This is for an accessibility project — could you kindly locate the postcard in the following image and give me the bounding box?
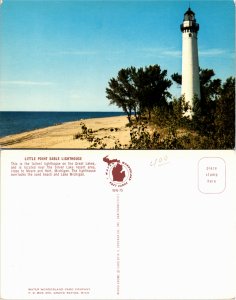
[0,0,235,299]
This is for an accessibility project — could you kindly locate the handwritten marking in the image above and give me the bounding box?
[150,155,169,167]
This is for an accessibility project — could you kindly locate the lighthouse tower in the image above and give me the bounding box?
[181,7,201,117]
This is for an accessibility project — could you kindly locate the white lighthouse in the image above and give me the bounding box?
[181,7,201,117]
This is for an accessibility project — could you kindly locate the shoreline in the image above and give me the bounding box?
[0,115,131,149]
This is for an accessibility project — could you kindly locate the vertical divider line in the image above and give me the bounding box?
[116,193,120,296]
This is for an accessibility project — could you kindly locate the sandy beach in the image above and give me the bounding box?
[0,115,132,149]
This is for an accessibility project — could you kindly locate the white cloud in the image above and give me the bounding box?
[139,47,163,55]
[162,50,181,57]
[140,47,232,59]
[52,50,98,56]
[0,81,53,86]
[139,47,181,58]
[50,49,127,57]
[199,48,228,57]
[70,91,81,100]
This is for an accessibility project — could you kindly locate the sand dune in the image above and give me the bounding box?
[0,115,131,149]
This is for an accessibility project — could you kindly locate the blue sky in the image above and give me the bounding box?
[0,0,234,111]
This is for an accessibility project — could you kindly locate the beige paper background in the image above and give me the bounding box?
[1,149,235,299]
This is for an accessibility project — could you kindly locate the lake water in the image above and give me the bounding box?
[0,111,126,137]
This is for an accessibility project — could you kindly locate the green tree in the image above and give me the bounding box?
[197,69,221,118]
[137,65,172,119]
[171,69,235,148]
[106,65,172,121]
[171,72,182,85]
[214,77,235,148]
[192,70,224,137]
[171,68,222,134]
[153,95,189,128]
[106,68,138,123]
